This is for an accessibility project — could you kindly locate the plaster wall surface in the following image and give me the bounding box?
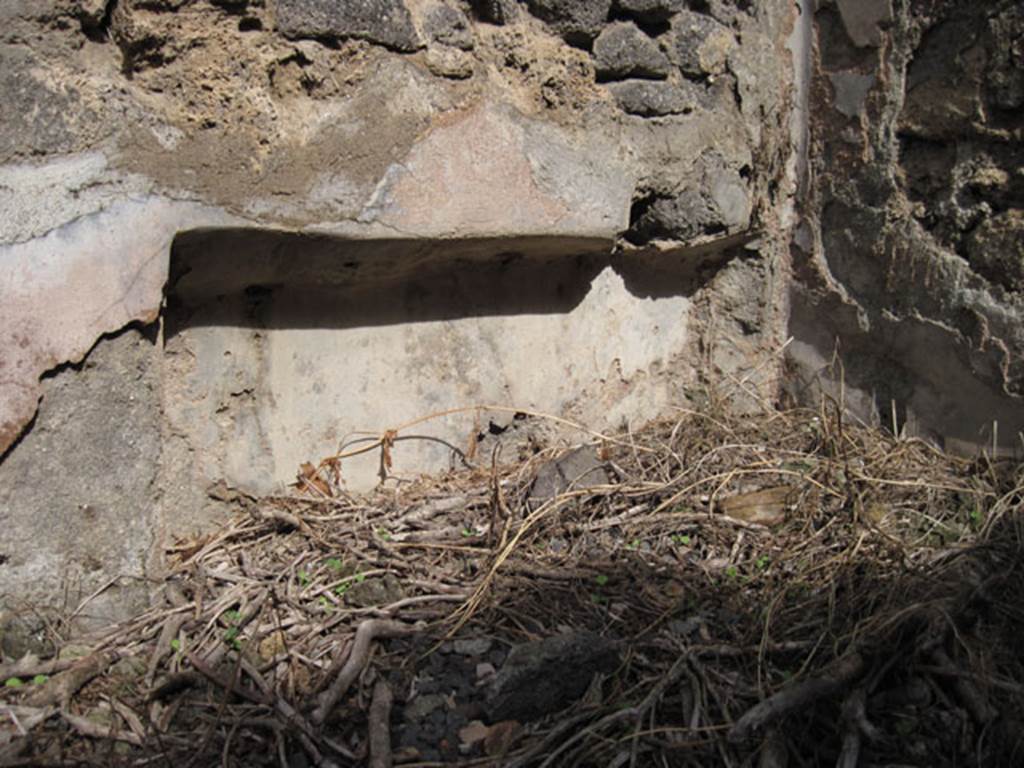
[164,235,699,492]
[1,0,797,640]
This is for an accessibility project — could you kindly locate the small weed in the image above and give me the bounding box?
[298,571,311,587]
[318,596,333,612]
[31,675,48,686]
[894,718,917,736]
[595,574,609,587]
[223,609,242,624]
[725,565,739,579]
[756,555,770,571]
[354,573,366,584]
[169,638,182,651]
[324,557,344,572]
[461,527,476,538]
[672,534,691,546]
[590,593,607,605]
[223,626,242,651]
[378,528,392,541]
[334,583,350,596]
[625,539,640,550]
[4,677,24,688]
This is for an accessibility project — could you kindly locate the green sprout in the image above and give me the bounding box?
[725,565,739,579]
[672,534,691,546]
[756,556,770,571]
[354,573,366,584]
[4,677,24,688]
[223,626,242,650]
[625,539,640,550]
[461,527,476,538]
[318,596,333,612]
[378,528,392,541]
[298,571,311,587]
[324,557,344,571]
[31,675,48,685]
[594,574,609,587]
[334,583,350,597]
[223,609,242,623]
[169,638,182,652]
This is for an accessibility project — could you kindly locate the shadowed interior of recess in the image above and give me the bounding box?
[161,227,747,489]
[164,227,744,335]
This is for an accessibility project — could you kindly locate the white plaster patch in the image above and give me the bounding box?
[360,106,632,239]
[169,264,693,491]
[0,153,150,245]
[0,198,238,453]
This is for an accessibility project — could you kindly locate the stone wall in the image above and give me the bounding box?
[6,0,1020,648]
[787,0,1024,453]
[1,0,797,642]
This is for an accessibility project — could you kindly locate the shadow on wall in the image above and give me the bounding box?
[164,228,744,334]
[160,226,757,493]
[787,285,1024,458]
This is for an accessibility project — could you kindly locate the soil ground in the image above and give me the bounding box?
[1,401,1022,767]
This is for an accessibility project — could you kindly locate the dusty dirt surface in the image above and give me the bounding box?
[1,400,1022,766]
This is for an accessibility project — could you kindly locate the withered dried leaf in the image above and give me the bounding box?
[719,485,794,526]
[295,462,332,497]
[381,429,398,472]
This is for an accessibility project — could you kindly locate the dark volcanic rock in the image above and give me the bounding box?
[423,2,474,50]
[469,0,518,25]
[667,9,734,77]
[275,0,422,51]
[630,188,714,242]
[628,166,749,243]
[525,0,613,47]
[987,5,1024,110]
[606,79,700,116]
[613,0,685,24]
[593,21,670,80]
[966,210,1024,294]
[345,572,405,607]
[486,632,619,722]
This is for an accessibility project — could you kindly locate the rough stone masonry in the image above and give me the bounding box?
[0,0,1020,645]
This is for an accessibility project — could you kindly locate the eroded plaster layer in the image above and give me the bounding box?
[0,0,797,639]
[164,234,700,492]
[787,0,1024,453]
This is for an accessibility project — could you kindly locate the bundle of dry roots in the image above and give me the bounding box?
[1,402,1022,767]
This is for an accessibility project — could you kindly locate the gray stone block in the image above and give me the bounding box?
[525,0,612,47]
[606,78,700,116]
[613,0,685,24]
[423,2,474,50]
[667,9,734,77]
[275,0,422,51]
[593,21,670,80]
[530,445,609,501]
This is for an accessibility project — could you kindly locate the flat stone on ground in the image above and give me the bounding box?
[530,445,609,501]
[486,632,619,722]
